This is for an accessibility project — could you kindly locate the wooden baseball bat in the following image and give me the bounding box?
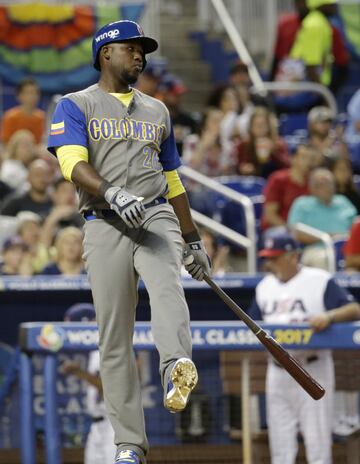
[203,274,325,400]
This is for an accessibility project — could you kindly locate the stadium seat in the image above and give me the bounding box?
[351,143,360,174]
[211,176,265,243]
[213,175,265,197]
[333,236,348,271]
[279,113,308,137]
[353,175,360,192]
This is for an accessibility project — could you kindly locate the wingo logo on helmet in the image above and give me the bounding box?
[95,29,120,43]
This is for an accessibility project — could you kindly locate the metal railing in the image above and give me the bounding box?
[292,223,336,273]
[210,0,266,93]
[258,81,338,115]
[179,165,257,274]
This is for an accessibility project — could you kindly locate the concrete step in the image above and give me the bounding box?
[160,43,201,61]
[158,3,214,114]
[160,0,198,17]
[159,18,202,37]
[167,61,211,79]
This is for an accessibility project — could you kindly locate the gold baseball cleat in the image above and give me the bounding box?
[164,358,198,413]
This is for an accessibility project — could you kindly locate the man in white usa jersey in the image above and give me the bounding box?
[248,232,360,464]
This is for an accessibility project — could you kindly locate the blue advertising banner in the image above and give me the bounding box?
[19,321,360,352]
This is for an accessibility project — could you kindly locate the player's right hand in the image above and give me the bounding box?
[104,186,145,228]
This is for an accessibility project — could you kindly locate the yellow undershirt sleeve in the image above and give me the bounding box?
[164,170,185,200]
[56,145,89,182]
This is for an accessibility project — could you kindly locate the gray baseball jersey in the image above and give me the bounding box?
[47,83,193,460]
[48,84,181,212]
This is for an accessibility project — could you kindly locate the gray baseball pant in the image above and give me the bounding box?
[82,204,192,460]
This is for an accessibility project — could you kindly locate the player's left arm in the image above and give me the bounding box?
[309,278,360,331]
[169,185,212,281]
[165,171,211,269]
[159,119,211,280]
[159,117,199,238]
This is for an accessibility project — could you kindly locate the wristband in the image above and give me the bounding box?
[99,179,114,198]
[183,230,201,243]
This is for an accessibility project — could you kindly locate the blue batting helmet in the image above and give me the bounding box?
[92,20,158,71]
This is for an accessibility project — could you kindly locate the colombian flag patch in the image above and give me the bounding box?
[50,121,65,135]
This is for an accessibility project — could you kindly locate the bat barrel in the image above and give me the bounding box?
[203,274,326,401]
[257,330,325,400]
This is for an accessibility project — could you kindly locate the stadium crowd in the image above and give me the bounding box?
[0,56,360,275]
[0,2,360,463]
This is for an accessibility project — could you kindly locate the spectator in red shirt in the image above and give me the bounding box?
[0,78,46,145]
[343,219,360,272]
[261,143,313,235]
[271,0,309,80]
[271,0,349,94]
[234,107,290,178]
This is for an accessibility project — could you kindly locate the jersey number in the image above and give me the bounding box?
[143,147,162,171]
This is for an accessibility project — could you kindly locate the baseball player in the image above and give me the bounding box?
[47,20,211,464]
[248,232,360,464]
[62,303,115,464]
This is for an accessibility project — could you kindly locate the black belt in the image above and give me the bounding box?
[83,197,167,221]
[273,355,319,369]
[92,416,105,423]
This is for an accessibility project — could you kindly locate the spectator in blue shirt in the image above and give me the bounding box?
[288,167,357,269]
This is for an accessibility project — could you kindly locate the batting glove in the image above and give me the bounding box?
[104,186,145,228]
[183,241,212,281]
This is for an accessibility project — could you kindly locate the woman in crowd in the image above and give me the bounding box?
[17,211,50,274]
[328,156,360,214]
[183,107,230,175]
[0,129,37,190]
[41,226,85,276]
[234,107,290,178]
[207,84,241,168]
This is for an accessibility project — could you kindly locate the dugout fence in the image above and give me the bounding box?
[18,321,360,464]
